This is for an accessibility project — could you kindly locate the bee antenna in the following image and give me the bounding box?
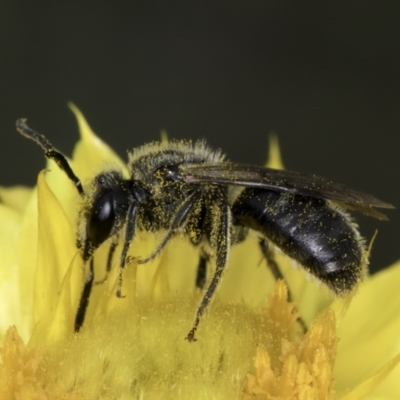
[16,118,85,197]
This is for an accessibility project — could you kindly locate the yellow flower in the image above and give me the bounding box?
[0,106,399,399]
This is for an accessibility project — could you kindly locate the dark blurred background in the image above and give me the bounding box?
[1,2,399,272]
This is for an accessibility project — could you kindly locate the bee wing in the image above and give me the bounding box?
[179,163,394,220]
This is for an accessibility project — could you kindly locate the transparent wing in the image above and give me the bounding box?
[179,163,394,220]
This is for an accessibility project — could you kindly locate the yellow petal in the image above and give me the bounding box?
[160,129,169,144]
[335,261,400,394]
[0,204,22,337]
[336,354,400,400]
[0,186,32,214]
[15,188,39,341]
[265,134,284,170]
[68,102,128,181]
[30,254,82,346]
[33,171,75,329]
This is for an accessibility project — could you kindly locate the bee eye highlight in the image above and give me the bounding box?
[87,191,115,246]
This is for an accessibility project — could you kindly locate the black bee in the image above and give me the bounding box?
[16,119,393,341]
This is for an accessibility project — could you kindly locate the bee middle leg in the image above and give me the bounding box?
[186,197,231,342]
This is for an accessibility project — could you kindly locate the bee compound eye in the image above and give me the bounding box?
[87,191,115,246]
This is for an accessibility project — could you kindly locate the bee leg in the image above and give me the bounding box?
[116,202,138,298]
[259,238,290,283]
[195,253,209,289]
[186,199,231,342]
[95,241,117,285]
[259,239,307,333]
[138,191,203,265]
[75,258,95,332]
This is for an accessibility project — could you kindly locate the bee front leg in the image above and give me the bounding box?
[75,258,95,332]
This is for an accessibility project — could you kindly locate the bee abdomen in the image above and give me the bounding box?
[232,188,366,294]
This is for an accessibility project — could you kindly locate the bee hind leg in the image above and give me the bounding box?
[259,239,307,333]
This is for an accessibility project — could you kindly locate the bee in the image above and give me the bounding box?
[16,119,394,341]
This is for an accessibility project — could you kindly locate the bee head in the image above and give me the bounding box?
[80,171,133,260]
